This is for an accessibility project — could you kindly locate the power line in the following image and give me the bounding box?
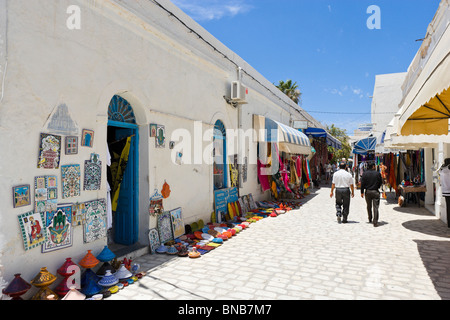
[305,110,397,115]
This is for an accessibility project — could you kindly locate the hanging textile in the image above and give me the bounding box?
[110,136,132,211]
[257,160,271,192]
[274,143,292,192]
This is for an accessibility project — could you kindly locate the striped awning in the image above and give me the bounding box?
[253,115,312,156]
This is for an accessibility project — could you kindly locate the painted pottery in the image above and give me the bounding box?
[201,233,214,241]
[155,245,168,253]
[96,262,116,277]
[130,263,140,275]
[167,245,178,255]
[98,270,119,287]
[79,250,100,269]
[96,246,116,262]
[32,287,59,300]
[80,269,103,296]
[62,286,86,300]
[194,231,203,240]
[177,246,189,257]
[115,265,132,280]
[57,258,78,277]
[188,248,201,259]
[2,274,31,300]
[31,267,57,287]
[108,285,119,294]
[212,238,223,244]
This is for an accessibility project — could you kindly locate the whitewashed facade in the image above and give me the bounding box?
[0,0,323,292]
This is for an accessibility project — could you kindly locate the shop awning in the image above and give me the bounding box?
[352,136,377,155]
[398,26,450,137]
[400,86,450,136]
[253,115,312,156]
[304,127,342,150]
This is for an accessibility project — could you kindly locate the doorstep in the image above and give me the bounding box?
[109,242,149,261]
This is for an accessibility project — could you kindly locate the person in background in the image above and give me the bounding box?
[361,162,383,227]
[330,162,355,224]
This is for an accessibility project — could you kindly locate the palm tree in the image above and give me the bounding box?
[276,79,302,105]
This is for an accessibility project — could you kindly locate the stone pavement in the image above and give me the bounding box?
[109,184,450,300]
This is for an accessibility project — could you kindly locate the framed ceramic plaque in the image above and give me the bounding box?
[169,208,184,239]
[83,199,107,243]
[81,129,94,148]
[37,133,61,169]
[42,204,73,253]
[148,228,160,254]
[65,136,78,155]
[12,185,31,208]
[157,212,173,244]
[18,211,46,251]
[61,164,81,199]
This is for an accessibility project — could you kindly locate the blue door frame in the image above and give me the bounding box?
[108,120,139,245]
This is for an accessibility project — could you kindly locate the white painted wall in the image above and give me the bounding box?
[0,0,319,288]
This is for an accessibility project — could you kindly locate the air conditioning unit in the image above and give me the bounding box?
[231,81,248,104]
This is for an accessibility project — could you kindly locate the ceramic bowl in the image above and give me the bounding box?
[201,233,214,241]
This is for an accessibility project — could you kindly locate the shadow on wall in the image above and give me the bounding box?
[414,240,450,300]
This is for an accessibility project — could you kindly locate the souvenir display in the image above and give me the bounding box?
[148,228,160,254]
[81,129,94,148]
[65,136,79,155]
[84,153,102,191]
[42,204,73,253]
[157,212,173,244]
[170,207,184,239]
[83,199,107,243]
[12,184,31,208]
[18,211,46,251]
[61,164,81,199]
[37,133,62,169]
[2,274,31,300]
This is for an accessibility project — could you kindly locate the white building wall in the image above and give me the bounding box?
[0,0,318,287]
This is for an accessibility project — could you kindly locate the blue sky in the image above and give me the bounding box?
[171,0,440,134]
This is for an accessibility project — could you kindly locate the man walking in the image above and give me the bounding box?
[361,162,383,227]
[330,162,354,223]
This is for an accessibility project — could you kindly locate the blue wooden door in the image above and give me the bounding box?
[109,122,139,245]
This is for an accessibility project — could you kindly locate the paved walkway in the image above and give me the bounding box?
[109,184,450,300]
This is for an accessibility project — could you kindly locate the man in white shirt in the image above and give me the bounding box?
[330,162,355,223]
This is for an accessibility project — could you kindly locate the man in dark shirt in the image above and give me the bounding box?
[361,163,383,227]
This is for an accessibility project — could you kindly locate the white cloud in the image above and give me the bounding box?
[172,0,253,21]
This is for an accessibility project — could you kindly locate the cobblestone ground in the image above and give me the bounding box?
[109,184,450,300]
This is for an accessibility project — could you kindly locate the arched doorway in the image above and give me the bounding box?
[213,120,227,190]
[107,95,139,246]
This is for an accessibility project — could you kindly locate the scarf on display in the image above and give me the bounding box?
[273,143,292,193]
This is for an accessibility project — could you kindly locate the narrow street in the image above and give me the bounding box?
[109,183,450,301]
